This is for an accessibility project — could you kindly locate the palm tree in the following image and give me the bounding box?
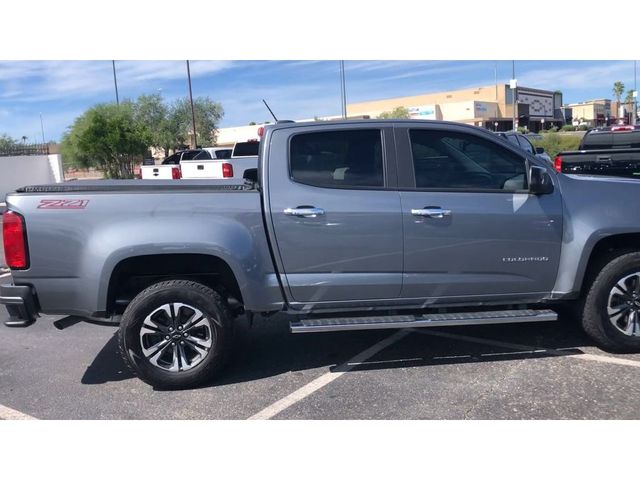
[21,135,27,145]
[613,81,625,120]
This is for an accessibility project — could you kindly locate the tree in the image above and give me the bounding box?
[169,97,224,148]
[377,106,410,119]
[613,81,625,116]
[0,134,17,151]
[61,103,151,179]
[132,93,173,156]
[21,135,27,144]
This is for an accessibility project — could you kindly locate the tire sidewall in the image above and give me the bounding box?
[586,254,640,350]
[120,281,231,389]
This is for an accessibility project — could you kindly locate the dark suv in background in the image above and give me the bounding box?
[496,131,551,163]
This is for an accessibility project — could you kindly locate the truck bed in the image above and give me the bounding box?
[557,148,640,178]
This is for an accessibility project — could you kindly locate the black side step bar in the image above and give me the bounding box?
[290,309,557,333]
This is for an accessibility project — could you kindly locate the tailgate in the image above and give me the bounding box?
[180,160,225,179]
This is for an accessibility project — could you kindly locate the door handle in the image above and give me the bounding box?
[284,207,326,218]
[411,207,451,219]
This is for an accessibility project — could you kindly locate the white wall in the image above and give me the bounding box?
[0,154,64,202]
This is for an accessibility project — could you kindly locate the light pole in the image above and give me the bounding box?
[112,60,119,106]
[339,61,347,119]
[633,60,637,125]
[39,113,45,145]
[186,60,197,148]
[510,60,517,131]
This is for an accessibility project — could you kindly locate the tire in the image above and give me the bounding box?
[118,280,235,389]
[581,252,640,352]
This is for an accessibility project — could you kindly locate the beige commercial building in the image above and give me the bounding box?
[216,84,565,146]
[564,99,611,127]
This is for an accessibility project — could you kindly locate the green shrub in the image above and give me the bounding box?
[561,125,576,131]
[530,132,581,158]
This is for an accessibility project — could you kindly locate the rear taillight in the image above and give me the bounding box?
[222,163,234,178]
[554,155,563,173]
[171,167,182,180]
[3,210,29,270]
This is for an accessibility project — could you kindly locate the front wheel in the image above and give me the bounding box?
[582,252,640,352]
[118,280,234,389]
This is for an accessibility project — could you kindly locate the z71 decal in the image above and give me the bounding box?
[38,199,90,210]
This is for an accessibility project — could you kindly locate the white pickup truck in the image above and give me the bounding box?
[141,144,257,181]
[140,148,232,180]
[181,141,259,181]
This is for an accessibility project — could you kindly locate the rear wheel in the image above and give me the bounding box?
[582,252,640,352]
[118,280,234,389]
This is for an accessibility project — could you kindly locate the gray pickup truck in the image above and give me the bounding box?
[3,119,640,389]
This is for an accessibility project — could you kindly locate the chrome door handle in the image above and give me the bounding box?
[284,207,325,218]
[411,208,451,219]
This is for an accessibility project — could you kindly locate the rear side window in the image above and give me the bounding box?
[233,142,260,157]
[290,129,384,188]
[582,131,640,150]
[181,151,200,160]
[214,149,232,159]
[193,150,212,159]
[409,129,527,191]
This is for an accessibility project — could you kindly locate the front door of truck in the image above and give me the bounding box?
[394,124,563,301]
[266,125,403,305]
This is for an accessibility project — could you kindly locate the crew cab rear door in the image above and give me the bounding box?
[394,123,563,301]
[265,124,403,305]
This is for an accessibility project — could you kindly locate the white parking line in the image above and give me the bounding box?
[248,330,409,420]
[0,273,11,279]
[412,329,640,368]
[0,404,37,420]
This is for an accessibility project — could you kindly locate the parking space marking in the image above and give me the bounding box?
[248,330,409,420]
[0,404,37,420]
[0,273,11,279]
[412,329,640,368]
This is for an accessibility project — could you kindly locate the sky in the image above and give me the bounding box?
[0,60,637,143]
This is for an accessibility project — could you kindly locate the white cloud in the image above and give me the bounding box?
[0,60,237,103]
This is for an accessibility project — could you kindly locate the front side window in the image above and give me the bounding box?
[290,129,384,188]
[409,129,527,191]
[516,135,534,154]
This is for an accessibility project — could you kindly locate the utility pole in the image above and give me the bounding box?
[494,61,498,100]
[186,60,197,148]
[39,113,45,144]
[511,60,517,131]
[634,60,637,126]
[112,60,119,106]
[339,61,347,119]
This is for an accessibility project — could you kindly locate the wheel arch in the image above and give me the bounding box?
[104,253,243,315]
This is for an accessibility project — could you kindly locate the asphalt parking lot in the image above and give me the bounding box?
[2,277,640,420]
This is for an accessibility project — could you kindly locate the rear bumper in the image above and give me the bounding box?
[0,284,39,327]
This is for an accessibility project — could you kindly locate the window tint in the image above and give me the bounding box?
[582,131,640,150]
[290,129,384,188]
[233,142,260,157]
[193,150,212,159]
[181,150,201,160]
[516,135,534,154]
[162,153,181,165]
[505,134,520,147]
[214,149,232,159]
[409,129,527,191]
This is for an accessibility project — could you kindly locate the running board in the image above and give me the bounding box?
[289,309,557,333]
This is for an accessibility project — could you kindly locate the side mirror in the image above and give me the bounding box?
[535,147,545,154]
[529,166,554,195]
